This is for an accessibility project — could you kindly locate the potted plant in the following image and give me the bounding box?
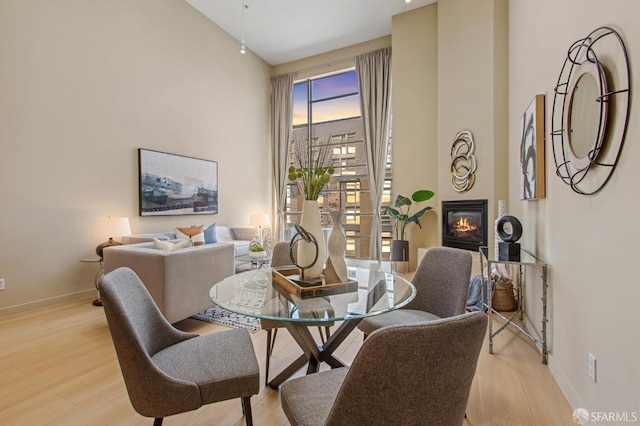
[384,189,435,261]
[249,242,267,259]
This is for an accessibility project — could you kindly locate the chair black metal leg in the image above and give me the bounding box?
[153,418,163,426]
[270,329,278,355]
[317,325,332,343]
[241,396,253,426]
[265,329,272,386]
[265,328,280,386]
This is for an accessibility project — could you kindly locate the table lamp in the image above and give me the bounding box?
[91,217,132,258]
[250,213,270,245]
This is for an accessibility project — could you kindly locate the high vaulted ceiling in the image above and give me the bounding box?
[185,0,437,66]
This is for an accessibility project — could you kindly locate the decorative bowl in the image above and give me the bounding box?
[249,251,267,259]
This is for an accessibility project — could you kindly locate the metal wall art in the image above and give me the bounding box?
[450,130,476,192]
[520,95,546,200]
[551,26,631,195]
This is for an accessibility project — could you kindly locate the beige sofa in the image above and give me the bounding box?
[103,241,235,323]
[122,226,256,257]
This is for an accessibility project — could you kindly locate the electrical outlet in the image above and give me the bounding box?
[0,278,4,291]
[589,353,597,382]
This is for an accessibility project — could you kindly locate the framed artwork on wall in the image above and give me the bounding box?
[138,149,218,216]
[520,94,545,200]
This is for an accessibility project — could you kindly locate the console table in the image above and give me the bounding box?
[479,246,548,364]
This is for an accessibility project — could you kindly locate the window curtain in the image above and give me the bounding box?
[355,47,392,261]
[270,73,295,242]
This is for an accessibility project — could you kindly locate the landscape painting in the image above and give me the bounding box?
[138,149,218,216]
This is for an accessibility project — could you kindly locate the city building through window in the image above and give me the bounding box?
[286,69,393,260]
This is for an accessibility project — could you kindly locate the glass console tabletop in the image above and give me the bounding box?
[210,266,415,388]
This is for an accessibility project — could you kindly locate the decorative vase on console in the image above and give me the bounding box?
[298,200,326,279]
[325,208,348,284]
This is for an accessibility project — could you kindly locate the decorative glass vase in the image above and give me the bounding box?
[297,200,326,279]
[326,208,348,283]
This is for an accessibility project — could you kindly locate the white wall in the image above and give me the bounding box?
[509,0,639,413]
[0,0,271,312]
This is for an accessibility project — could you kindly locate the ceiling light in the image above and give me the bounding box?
[240,0,248,55]
[405,0,412,3]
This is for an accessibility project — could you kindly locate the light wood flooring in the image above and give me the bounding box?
[0,296,573,425]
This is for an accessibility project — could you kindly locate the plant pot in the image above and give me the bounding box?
[249,251,266,259]
[390,240,409,262]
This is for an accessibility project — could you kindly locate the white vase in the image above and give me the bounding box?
[297,200,326,279]
[326,209,348,283]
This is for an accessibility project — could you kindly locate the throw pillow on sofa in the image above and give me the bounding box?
[153,238,192,251]
[176,225,205,245]
[203,223,217,244]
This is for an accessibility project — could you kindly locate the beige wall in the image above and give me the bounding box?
[0,0,271,312]
[437,0,509,274]
[392,6,439,270]
[509,0,639,413]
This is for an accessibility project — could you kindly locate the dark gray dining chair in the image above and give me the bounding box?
[99,267,260,426]
[280,311,488,425]
[262,241,333,385]
[357,246,472,337]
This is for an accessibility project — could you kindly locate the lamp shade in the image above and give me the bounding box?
[250,214,270,227]
[91,217,131,257]
[91,217,132,240]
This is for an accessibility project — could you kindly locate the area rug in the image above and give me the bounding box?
[192,306,261,333]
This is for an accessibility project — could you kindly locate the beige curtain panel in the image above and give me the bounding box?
[355,47,392,261]
[270,73,295,242]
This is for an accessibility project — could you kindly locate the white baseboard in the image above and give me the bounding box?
[0,289,95,317]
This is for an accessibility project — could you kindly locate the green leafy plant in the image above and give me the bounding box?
[250,242,265,252]
[288,140,335,200]
[384,189,435,241]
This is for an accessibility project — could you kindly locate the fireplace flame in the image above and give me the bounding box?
[454,217,478,235]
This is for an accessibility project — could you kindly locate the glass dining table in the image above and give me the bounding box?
[209,265,416,388]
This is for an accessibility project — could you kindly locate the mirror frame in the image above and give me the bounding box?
[550,26,631,195]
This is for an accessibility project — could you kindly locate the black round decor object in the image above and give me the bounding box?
[496,215,522,243]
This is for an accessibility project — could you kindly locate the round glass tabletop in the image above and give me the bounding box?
[209,266,416,323]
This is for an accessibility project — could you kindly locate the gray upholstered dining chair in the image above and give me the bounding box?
[262,241,333,385]
[357,246,472,337]
[99,267,260,426]
[280,311,487,425]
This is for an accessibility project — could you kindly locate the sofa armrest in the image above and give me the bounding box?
[103,242,235,323]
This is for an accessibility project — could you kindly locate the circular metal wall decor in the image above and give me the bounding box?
[551,26,631,195]
[450,130,476,193]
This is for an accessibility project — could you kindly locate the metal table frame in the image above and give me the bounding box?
[479,246,548,364]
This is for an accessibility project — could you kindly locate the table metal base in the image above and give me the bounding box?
[267,318,361,389]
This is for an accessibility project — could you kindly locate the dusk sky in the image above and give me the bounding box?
[292,71,361,126]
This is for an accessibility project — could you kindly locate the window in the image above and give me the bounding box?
[286,70,393,260]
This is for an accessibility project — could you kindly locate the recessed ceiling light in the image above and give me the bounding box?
[405,0,412,3]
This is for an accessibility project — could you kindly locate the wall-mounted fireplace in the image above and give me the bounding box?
[442,199,488,252]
